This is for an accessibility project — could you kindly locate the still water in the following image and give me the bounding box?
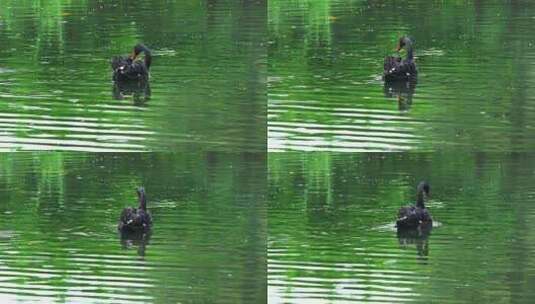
[0,0,265,152]
[0,152,265,303]
[268,0,535,151]
[269,153,535,303]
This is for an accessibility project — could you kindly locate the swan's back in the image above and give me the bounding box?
[111,56,130,71]
[396,205,432,229]
[111,44,152,82]
[112,58,149,82]
[118,187,152,233]
[118,207,152,232]
[384,56,402,74]
[398,204,414,218]
[383,57,417,81]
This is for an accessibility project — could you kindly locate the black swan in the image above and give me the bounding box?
[383,36,417,82]
[396,181,432,230]
[111,44,152,82]
[118,187,152,233]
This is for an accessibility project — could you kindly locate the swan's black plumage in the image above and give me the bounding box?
[111,44,152,82]
[118,187,152,233]
[383,36,417,82]
[396,181,432,230]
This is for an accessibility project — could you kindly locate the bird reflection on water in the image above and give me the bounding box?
[120,230,152,258]
[397,227,430,262]
[112,80,151,106]
[384,79,417,111]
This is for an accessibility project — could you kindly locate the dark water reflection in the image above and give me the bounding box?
[397,228,430,262]
[269,0,535,152]
[0,0,266,152]
[112,80,151,106]
[384,80,417,112]
[269,153,535,303]
[120,230,152,258]
[0,152,266,303]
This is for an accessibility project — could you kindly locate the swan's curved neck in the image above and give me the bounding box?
[406,43,414,61]
[416,190,425,208]
[133,45,152,70]
[143,49,152,70]
[138,193,147,211]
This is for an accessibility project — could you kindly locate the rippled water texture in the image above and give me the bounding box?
[0,0,265,151]
[0,153,266,303]
[268,1,535,151]
[269,153,535,303]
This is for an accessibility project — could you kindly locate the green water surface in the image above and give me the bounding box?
[0,0,266,152]
[0,152,266,303]
[268,0,535,152]
[269,153,535,303]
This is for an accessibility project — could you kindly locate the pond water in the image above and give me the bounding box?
[0,152,266,303]
[0,0,265,152]
[269,153,535,303]
[268,0,535,152]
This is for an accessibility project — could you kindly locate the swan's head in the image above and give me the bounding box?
[130,44,150,60]
[137,186,147,209]
[136,187,146,198]
[396,36,413,52]
[417,181,430,197]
